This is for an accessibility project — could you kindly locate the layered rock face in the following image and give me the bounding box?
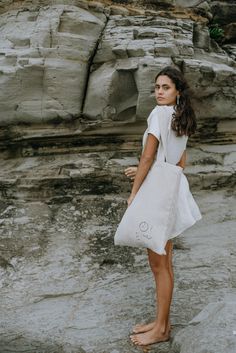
[0,0,235,146]
[0,3,106,125]
[0,1,236,353]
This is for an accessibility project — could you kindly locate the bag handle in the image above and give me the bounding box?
[158,113,169,163]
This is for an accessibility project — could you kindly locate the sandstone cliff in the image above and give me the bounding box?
[0,0,235,149]
[0,1,235,353]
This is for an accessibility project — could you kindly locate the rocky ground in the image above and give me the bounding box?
[0,147,235,353]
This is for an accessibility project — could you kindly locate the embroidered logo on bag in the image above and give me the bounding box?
[135,221,153,240]
[139,221,149,232]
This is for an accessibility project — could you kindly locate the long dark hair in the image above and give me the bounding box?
[155,66,197,137]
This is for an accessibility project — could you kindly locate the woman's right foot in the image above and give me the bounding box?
[133,321,171,334]
[133,321,156,334]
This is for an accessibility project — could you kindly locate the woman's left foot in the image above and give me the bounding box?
[130,327,170,346]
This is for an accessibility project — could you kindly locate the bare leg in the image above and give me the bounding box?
[130,241,173,345]
[133,241,173,334]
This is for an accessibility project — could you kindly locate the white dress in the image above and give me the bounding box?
[142,105,202,239]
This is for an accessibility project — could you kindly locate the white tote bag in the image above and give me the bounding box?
[114,115,183,255]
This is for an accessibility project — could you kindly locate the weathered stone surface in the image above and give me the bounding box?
[223,43,236,61]
[171,301,236,353]
[0,144,235,201]
[181,59,235,119]
[210,1,236,25]
[176,0,206,7]
[223,23,236,44]
[0,4,106,124]
[0,183,235,352]
[84,12,235,130]
[83,61,139,121]
[0,0,235,145]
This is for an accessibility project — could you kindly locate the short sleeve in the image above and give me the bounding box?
[147,107,160,141]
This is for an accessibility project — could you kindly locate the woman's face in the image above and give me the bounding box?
[154,75,179,106]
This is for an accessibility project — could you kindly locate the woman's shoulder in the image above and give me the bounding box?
[149,105,174,116]
[147,105,174,124]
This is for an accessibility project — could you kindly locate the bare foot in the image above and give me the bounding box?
[130,327,170,346]
[133,321,156,333]
[133,321,171,334]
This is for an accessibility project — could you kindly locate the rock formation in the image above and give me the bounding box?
[0,1,235,353]
[0,0,235,147]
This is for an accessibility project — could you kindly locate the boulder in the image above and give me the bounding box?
[223,23,236,44]
[171,301,236,353]
[0,5,106,124]
[210,1,236,26]
[83,62,139,121]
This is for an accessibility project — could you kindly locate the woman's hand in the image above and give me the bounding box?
[177,150,186,169]
[127,193,136,207]
[125,167,137,206]
[124,166,138,181]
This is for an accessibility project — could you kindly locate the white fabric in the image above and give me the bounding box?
[143,105,202,239]
[143,105,188,165]
[114,105,202,255]
[114,160,183,255]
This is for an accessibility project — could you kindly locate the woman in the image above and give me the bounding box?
[123,66,202,346]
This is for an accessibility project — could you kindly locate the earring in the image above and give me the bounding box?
[176,95,180,105]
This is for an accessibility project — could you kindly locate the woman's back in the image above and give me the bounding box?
[142,105,188,165]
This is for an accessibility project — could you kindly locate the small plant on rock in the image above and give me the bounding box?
[208,23,225,43]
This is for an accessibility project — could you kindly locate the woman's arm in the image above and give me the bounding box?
[176,150,186,169]
[127,134,159,206]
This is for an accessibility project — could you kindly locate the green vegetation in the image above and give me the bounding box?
[208,23,225,43]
